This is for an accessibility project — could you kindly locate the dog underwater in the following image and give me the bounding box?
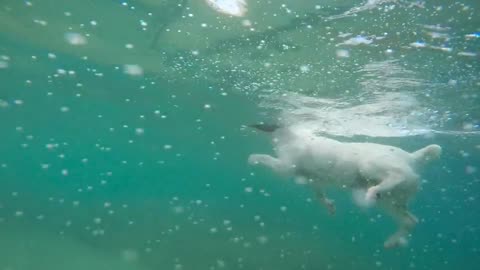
[248,123,442,248]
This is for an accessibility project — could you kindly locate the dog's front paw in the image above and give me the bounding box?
[384,235,408,249]
[324,199,336,216]
[248,154,262,165]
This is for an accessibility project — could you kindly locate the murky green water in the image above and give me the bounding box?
[0,0,479,269]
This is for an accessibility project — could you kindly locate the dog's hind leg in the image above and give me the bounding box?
[383,203,418,248]
[365,172,409,203]
[313,187,336,215]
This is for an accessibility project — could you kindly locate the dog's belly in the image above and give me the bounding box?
[294,156,360,188]
[276,138,363,187]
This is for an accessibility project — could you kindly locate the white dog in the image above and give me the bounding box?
[248,124,441,248]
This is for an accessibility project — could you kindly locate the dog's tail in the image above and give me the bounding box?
[248,123,281,133]
[411,144,442,165]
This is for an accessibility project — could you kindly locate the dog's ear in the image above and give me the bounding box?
[411,144,442,164]
[249,123,281,133]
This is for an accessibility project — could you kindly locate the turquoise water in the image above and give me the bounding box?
[0,0,479,269]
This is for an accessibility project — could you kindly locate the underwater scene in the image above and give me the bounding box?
[0,0,479,269]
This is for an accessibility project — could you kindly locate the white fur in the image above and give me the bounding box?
[205,0,247,17]
[248,126,441,248]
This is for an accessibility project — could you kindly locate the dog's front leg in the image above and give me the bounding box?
[248,154,292,176]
